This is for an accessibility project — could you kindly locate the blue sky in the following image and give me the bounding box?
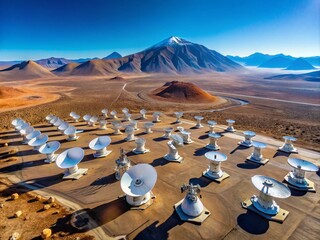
[0,0,319,60]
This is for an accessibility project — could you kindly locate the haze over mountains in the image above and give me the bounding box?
[227,53,319,69]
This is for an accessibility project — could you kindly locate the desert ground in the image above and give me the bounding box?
[0,69,319,239]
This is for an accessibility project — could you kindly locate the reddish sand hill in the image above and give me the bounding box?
[0,60,55,80]
[52,62,80,75]
[152,81,217,103]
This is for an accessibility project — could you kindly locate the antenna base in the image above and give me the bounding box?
[205,144,220,151]
[284,173,316,192]
[93,150,112,158]
[66,136,79,141]
[246,156,269,165]
[203,170,230,183]
[278,145,298,153]
[63,168,88,180]
[238,141,253,148]
[132,148,150,155]
[164,154,183,163]
[174,199,210,224]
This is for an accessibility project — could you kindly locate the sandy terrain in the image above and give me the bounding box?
[0,177,94,239]
[0,113,319,240]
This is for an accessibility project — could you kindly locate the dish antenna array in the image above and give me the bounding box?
[162,127,174,139]
[28,133,48,151]
[56,147,88,180]
[144,122,154,134]
[152,112,161,123]
[101,109,108,118]
[133,138,150,154]
[180,129,193,144]
[120,164,157,206]
[64,125,79,141]
[49,116,59,125]
[20,126,34,144]
[285,158,318,191]
[140,109,147,119]
[112,121,122,135]
[207,120,217,134]
[53,118,64,128]
[39,141,61,163]
[247,141,269,165]
[26,130,41,143]
[278,136,298,153]
[226,119,236,132]
[248,175,291,217]
[115,148,131,180]
[89,136,112,158]
[83,114,92,125]
[122,108,131,121]
[174,112,183,123]
[205,133,221,150]
[164,134,184,162]
[194,116,204,129]
[45,114,54,124]
[203,151,229,182]
[110,110,118,119]
[124,125,136,142]
[239,131,256,147]
[174,183,211,223]
[58,122,70,134]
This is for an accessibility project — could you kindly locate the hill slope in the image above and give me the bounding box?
[0,60,55,79]
[265,70,320,82]
[35,57,73,68]
[151,81,217,103]
[259,55,294,68]
[285,58,315,70]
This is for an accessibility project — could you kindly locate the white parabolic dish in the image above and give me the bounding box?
[39,141,61,154]
[121,164,157,197]
[89,136,111,151]
[171,134,184,145]
[252,175,291,198]
[288,158,318,172]
[26,130,41,140]
[64,125,76,135]
[28,134,48,147]
[56,147,84,169]
[205,151,227,162]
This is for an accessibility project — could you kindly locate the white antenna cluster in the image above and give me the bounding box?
[101,108,108,118]
[98,119,107,130]
[89,116,98,126]
[140,109,147,119]
[39,141,61,163]
[112,121,123,135]
[203,151,229,182]
[122,108,131,121]
[120,164,157,206]
[239,131,256,147]
[162,127,173,139]
[115,148,131,180]
[83,114,92,125]
[194,116,204,128]
[110,110,118,119]
[28,133,49,151]
[70,112,80,122]
[89,136,112,158]
[144,122,154,134]
[164,134,184,162]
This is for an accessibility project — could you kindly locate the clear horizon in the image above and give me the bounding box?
[0,0,319,61]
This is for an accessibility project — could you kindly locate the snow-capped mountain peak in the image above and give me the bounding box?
[148,36,191,49]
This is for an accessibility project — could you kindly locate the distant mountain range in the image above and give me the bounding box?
[227,53,319,69]
[265,70,320,82]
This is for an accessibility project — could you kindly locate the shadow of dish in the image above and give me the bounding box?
[237,162,261,169]
[273,150,291,158]
[151,157,170,167]
[230,145,249,154]
[193,147,211,156]
[237,212,269,235]
[189,175,212,188]
[134,211,183,240]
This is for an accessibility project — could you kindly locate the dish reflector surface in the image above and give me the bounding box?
[252,175,291,198]
[39,141,61,154]
[56,147,84,169]
[205,151,227,162]
[89,136,111,150]
[288,158,318,172]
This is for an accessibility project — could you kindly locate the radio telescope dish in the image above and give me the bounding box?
[49,116,59,125]
[112,121,122,134]
[124,125,136,142]
[99,119,107,129]
[226,119,236,132]
[129,120,139,130]
[180,129,193,144]
[133,138,150,154]
[101,108,108,117]
[56,147,88,180]
[64,125,79,141]
[171,134,184,146]
[12,118,23,128]
[203,151,229,181]
[89,116,98,126]
[53,118,64,127]
[278,136,298,153]
[83,114,91,124]
[122,108,129,114]
[115,148,131,180]
[162,127,174,139]
[26,130,41,142]
[152,112,161,123]
[16,122,30,131]
[58,122,70,133]
[164,134,184,162]
[39,141,61,163]
[21,126,35,144]
[140,109,147,119]
[120,163,157,206]
[285,158,319,191]
[207,120,217,126]
[45,114,54,122]
[71,113,80,122]
[239,130,256,147]
[110,110,118,119]
[251,175,291,216]
[205,133,221,150]
[70,112,76,117]
[89,136,112,158]
[194,116,204,128]
[174,112,183,123]
[28,134,48,150]
[175,183,211,223]
[246,141,269,165]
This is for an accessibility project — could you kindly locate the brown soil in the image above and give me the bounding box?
[0,86,26,98]
[151,81,217,103]
[0,177,94,240]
